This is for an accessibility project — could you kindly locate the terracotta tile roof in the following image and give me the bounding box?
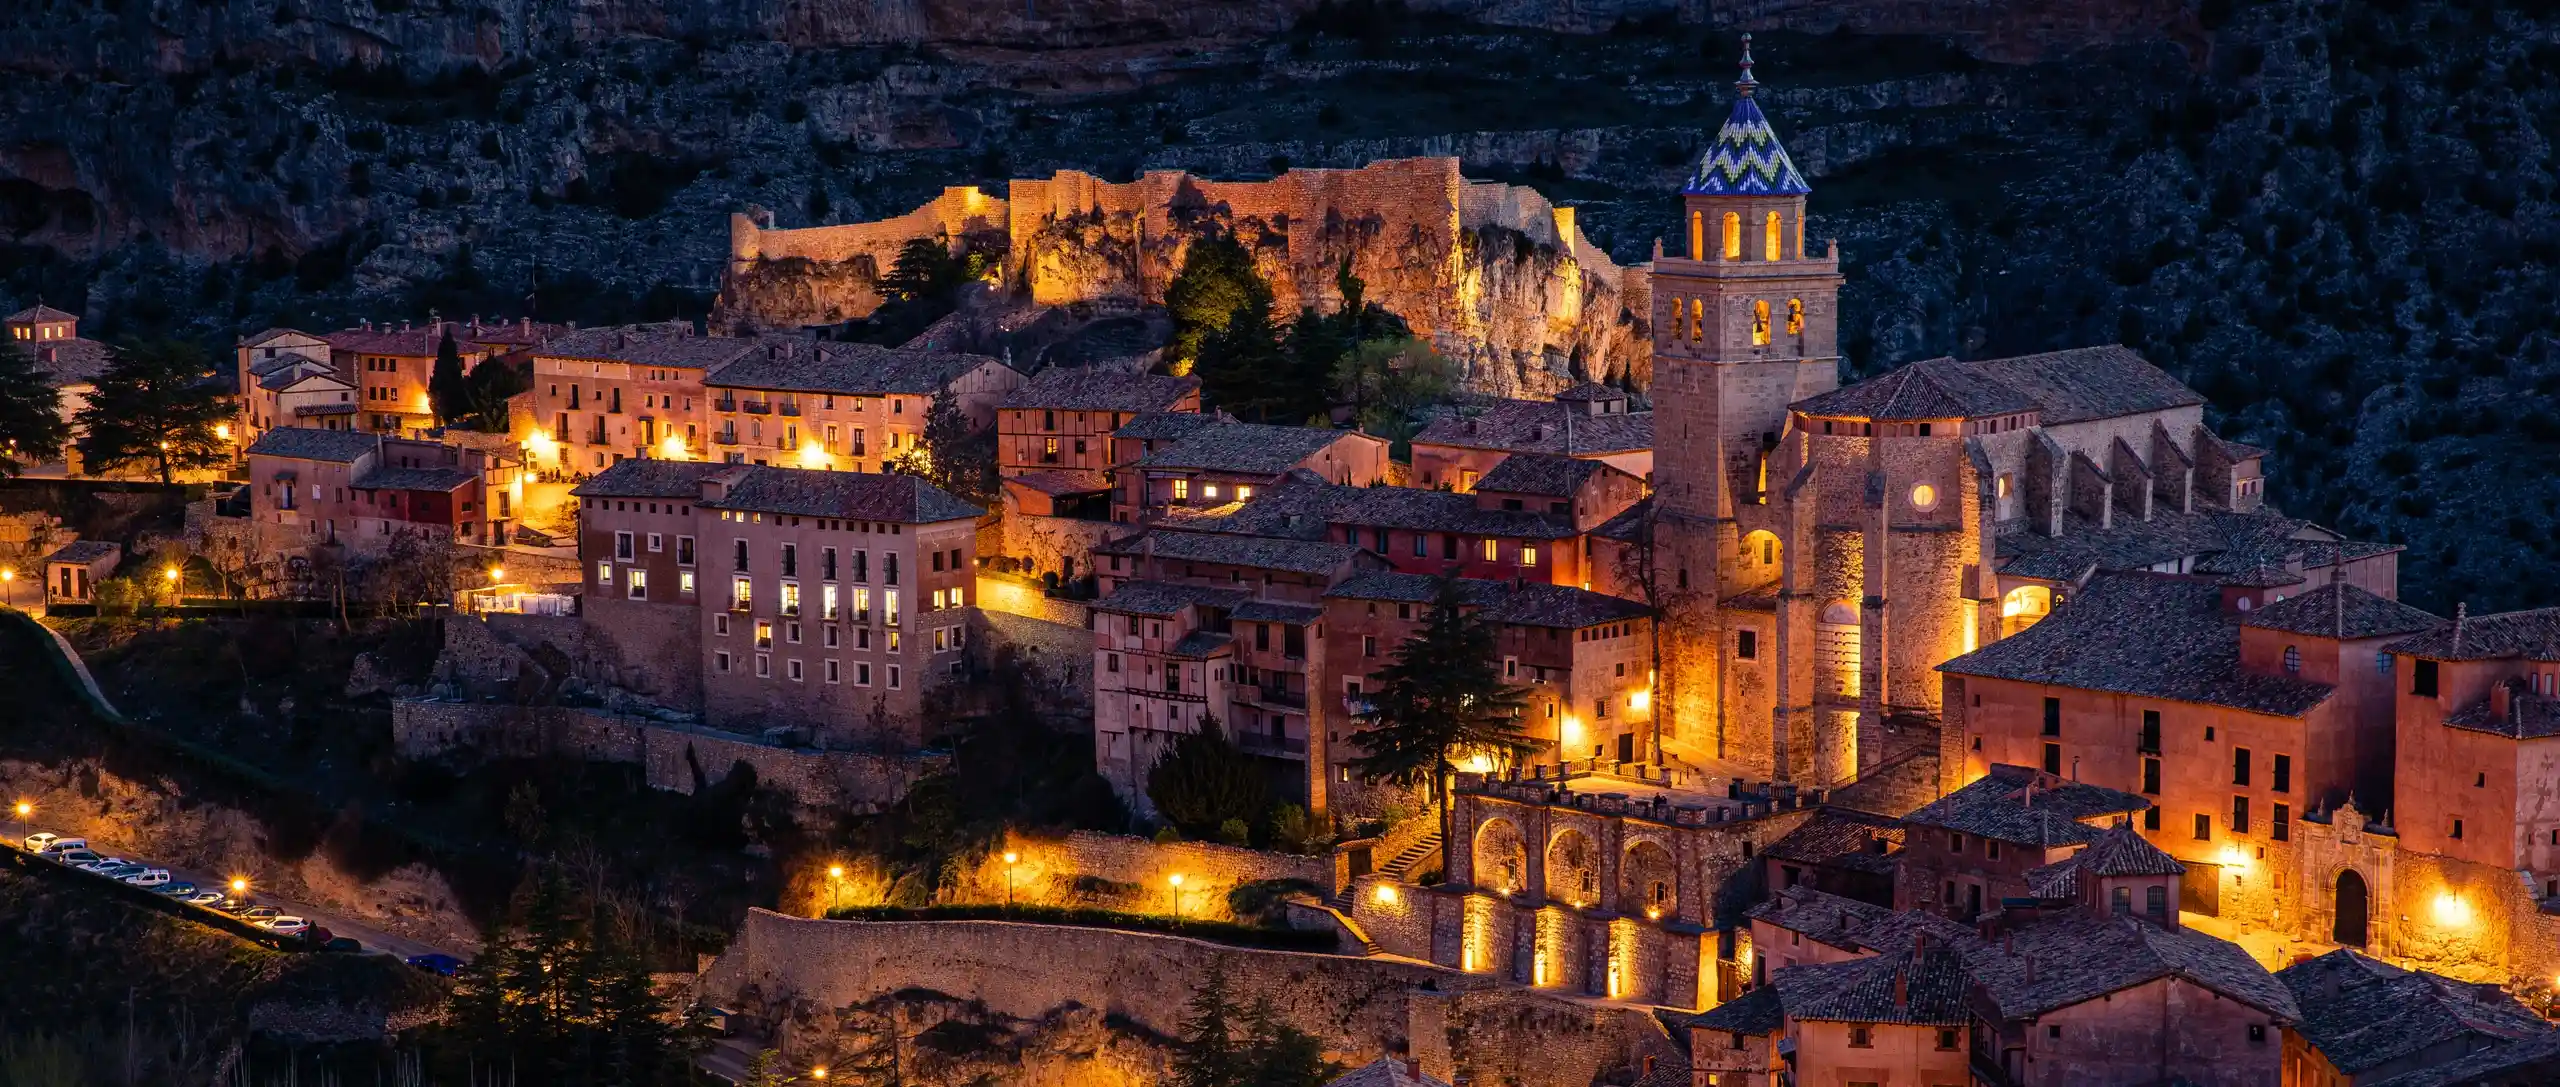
[292,404,358,416]
[1938,573,2336,717]
[5,303,78,324]
[2023,823,2183,897]
[570,460,731,499]
[1134,422,1368,475]
[239,327,322,348]
[1116,411,1230,442]
[1474,452,1609,497]
[1958,911,2300,1022]
[1475,583,1651,629]
[1900,765,2148,847]
[2279,950,2554,1077]
[1096,528,1364,577]
[1592,496,1652,543]
[1688,985,1787,1035]
[539,326,763,370]
[1232,599,1324,624]
[702,466,982,524]
[1324,1057,1451,1087]
[2388,607,2560,662]
[1791,357,2038,420]
[1747,886,1972,954]
[707,341,1008,395]
[245,427,381,463]
[1323,571,1509,606]
[1328,485,1579,540]
[1761,808,1903,874]
[354,465,476,492]
[1006,468,1113,497]
[1002,368,1198,412]
[1412,398,1652,456]
[25,338,112,385]
[326,321,560,357]
[1993,507,2382,586]
[1552,381,1628,403]
[1775,945,1974,1026]
[43,540,119,565]
[1092,580,1252,617]
[257,366,349,392]
[2242,583,2443,640]
[1169,629,1234,658]
[2441,681,2560,739]
[2364,1028,2560,1087]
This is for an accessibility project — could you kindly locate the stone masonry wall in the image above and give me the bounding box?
[698,909,1676,1087]
[943,828,1331,922]
[390,700,938,814]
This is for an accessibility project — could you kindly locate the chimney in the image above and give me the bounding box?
[2494,682,2513,721]
[1894,967,1908,1007]
[2455,602,2468,655]
[1914,931,1928,956]
[1403,1058,1421,1082]
[521,316,532,335]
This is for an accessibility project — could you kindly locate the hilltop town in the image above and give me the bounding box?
[9,34,2560,1087]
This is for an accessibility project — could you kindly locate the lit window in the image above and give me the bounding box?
[1482,538,1498,562]
[1172,479,1189,500]
[1204,484,1220,500]
[595,561,612,585]
[627,569,648,600]
[679,570,696,595]
[1910,483,1938,510]
[1520,544,1538,567]
[1237,485,1254,500]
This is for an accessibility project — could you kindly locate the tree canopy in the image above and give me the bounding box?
[1146,714,1269,841]
[1172,961,1337,1087]
[0,338,67,476]
[428,325,472,426]
[884,386,996,508]
[1165,234,1272,375]
[440,868,695,1086]
[72,339,230,484]
[1346,576,1533,811]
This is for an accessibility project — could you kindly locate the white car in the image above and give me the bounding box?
[38,837,87,855]
[22,832,57,853]
[262,917,311,936]
[76,857,130,872]
[48,849,98,867]
[122,869,171,889]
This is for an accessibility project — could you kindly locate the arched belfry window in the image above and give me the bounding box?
[1786,299,1805,336]
[1764,212,1782,261]
[1721,213,1741,260]
[1688,211,1704,262]
[1751,300,1771,346]
[1690,298,1705,343]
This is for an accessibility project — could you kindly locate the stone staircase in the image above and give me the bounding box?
[1378,828,1443,882]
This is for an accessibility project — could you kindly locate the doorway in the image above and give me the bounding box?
[2334,870,2370,946]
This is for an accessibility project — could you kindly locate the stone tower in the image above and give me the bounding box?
[1649,36,1845,781]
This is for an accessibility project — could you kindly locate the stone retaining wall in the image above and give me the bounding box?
[391,700,938,813]
[949,829,1330,921]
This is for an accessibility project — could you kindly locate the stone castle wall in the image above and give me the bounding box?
[720,159,1651,397]
[390,699,938,813]
[698,909,1678,1087]
[942,828,1332,922]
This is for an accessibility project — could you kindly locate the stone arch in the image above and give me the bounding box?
[1786,298,1804,336]
[1721,213,1741,260]
[1763,211,1782,261]
[2000,585,2052,637]
[1474,817,1528,896]
[1545,827,1600,909]
[1751,299,1771,346]
[1688,211,1704,262]
[2333,868,2370,947]
[1619,837,1678,917]
[1741,530,1782,583]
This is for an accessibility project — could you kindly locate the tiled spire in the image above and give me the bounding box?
[1684,33,1812,197]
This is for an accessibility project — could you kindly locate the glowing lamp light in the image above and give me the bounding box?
[525,430,558,460]
[12,801,29,818]
[229,877,249,895]
[2,569,13,582]
[1463,753,1494,774]
[163,566,179,583]
[1003,852,1019,865]
[796,440,832,469]
[2217,845,2251,870]
[1167,873,1185,888]
[1644,907,1662,921]
[660,432,689,460]
[1374,884,1399,905]
[810,1067,828,1080]
[828,864,846,880]
[1628,689,1651,712]
[215,423,232,440]
[488,566,505,583]
[2434,892,2472,928]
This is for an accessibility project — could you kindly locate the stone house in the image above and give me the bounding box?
[41,539,121,604]
[525,323,759,474]
[245,426,523,556]
[1410,382,1654,491]
[700,340,1021,472]
[233,327,335,448]
[1115,420,1389,523]
[574,462,982,749]
[1890,764,2148,922]
[2275,949,2553,1086]
[1690,939,1974,1087]
[6,304,114,473]
[326,318,556,436]
[996,367,1199,482]
[1755,807,1902,908]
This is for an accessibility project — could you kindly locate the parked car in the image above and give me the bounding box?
[74,857,128,872]
[213,898,250,914]
[323,936,360,953]
[404,954,464,977]
[304,926,335,946]
[122,869,171,889]
[159,881,197,897]
[49,849,98,866]
[184,890,225,906]
[37,837,86,855]
[88,863,144,880]
[22,832,58,853]
[262,917,310,936]
[241,906,281,924]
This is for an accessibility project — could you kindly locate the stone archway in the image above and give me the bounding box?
[1619,838,1678,919]
[1817,601,1861,699]
[2334,869,2370,947]
[1473,817,1527,896]
[1545,828,1599,909]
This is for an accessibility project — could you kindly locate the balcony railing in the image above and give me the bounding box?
[714,432,741,446]
[742,401,773,415]
[778,403,802,417]
[1238,732,1308,755]
[714,398,738,412]
[1249,685,1307,709]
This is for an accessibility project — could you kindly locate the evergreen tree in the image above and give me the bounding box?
[876,237,963,303]
[1346,577,1532,837]
[429,325,472,425]
[1164,235,1270,375]
[1195,296,1291,422]
[0,338,67,476]
[464,354,529,432]
[1239,996,1335,1087]
[1146,715,1269,841]
[884,387,996,508]
[1172,961,1245,1087]
[738,1049,798,1087]
[72,338,229,484]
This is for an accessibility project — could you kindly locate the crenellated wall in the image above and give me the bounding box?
[718,159,1651,397]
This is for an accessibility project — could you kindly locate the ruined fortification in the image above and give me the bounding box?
[718,159,1651,398]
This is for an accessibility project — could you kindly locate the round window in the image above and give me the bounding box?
[1910,483,1938,510]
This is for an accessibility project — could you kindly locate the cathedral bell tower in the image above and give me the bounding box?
[1649,36,1844,780]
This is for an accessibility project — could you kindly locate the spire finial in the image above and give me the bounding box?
[1737,32,1758,97]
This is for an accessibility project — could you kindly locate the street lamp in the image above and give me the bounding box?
[1168,873,1186,921]
[1002,851,1019,908]
[809,1068,828,1081]
[1,568,14,610]
[827,864,845,913]
[163,564,181,604]
[229,876,249,902]
[488,565,504,583]
[10,800,27,846]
